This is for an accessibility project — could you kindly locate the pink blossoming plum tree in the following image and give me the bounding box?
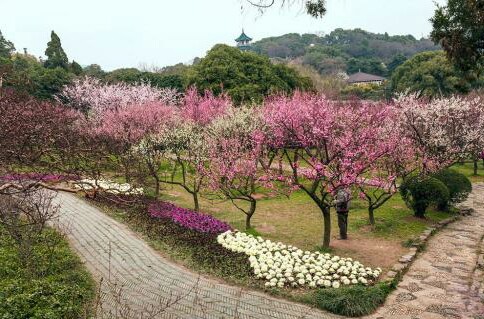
[262,93,400,248]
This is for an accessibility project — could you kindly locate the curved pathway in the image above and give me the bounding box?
[54,192,340,319]
[53,185,484,319]
[370,183,484,319]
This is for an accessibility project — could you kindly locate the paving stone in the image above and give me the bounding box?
[393,263,407,272]
[369,184,484,319]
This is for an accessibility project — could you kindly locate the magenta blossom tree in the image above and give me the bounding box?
[262,92,400,248]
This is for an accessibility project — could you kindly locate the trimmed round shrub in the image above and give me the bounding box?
[400,175,450,218]
[432,169,472,210]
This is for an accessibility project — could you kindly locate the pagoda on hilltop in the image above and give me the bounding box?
[235,29,252,51]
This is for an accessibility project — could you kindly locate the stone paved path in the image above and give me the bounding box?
[369,183,484,319]
[54,192,340,319]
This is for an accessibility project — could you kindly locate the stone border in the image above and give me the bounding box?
[384,207,474,281]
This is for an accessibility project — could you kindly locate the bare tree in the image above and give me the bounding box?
[0,189,59,274]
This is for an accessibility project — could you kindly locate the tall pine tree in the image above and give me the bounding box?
[0,30,15,58]
[44,31,68,69]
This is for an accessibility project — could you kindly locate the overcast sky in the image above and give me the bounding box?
[1,0,445,71]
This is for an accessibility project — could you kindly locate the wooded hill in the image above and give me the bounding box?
[251,28,440,77]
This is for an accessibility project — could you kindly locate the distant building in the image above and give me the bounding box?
[235,30,252,51]
[347,71,386,86]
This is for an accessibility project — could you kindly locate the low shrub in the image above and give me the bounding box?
[313,282,394,317]
[400,175,449,218]
[432,169,472,210]
[0,227,95,319]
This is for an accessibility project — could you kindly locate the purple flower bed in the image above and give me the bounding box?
[148,201,232,234]
[0,173,79,183]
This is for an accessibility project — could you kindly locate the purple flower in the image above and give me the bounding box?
[148,201,232,234]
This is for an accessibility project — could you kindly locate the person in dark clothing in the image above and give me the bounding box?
[334,188,350,239]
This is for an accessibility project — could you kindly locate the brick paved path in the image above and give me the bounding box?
[369,183,484,319]
[54,192,340,319]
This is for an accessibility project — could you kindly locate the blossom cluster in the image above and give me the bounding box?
[60,76,180,114]
[148,201,232,234]
[0,173,78,183]
[217,231,381,289]
[74,179,143,195]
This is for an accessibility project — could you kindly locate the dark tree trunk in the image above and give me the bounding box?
[474,158,478,176]
[414,206,426,219]
[245,199,256,230]
[124,164,131,183]
[154,178,160,197]
[192,192,200,212]
[322,206,331,248]
[368,207,375,225]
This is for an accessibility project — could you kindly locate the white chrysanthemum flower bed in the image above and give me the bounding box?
[74,179,143,195]
[217,231,381,289]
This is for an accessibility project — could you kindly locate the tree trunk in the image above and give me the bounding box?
[192,192,200,212]
[154,178,160,197]
[124,164,131,183]
[474,158,478,176]
[368,207,375,225]
[245,199,256,230]
[414,204,426,218]
[322,206,331,248]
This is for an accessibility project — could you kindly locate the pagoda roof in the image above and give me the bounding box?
[235,30,252,42]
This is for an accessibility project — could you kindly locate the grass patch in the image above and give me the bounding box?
[312,282,395,317]
[245,227,262,237]
[0,227,95,319]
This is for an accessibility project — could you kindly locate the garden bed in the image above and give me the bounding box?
[87,193,396,316]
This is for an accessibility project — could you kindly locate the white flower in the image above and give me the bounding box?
[216,230,381,290]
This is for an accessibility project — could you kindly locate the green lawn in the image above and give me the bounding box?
[157,183,452,270]
[0,227,95,319]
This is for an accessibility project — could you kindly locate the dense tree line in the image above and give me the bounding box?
[0,30,311,103]
[252,29,440,77]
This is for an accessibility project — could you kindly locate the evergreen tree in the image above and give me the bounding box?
[0,30,15,58]
[70,60,83,75]
[44,31,69,70]
[431,0,484,75]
